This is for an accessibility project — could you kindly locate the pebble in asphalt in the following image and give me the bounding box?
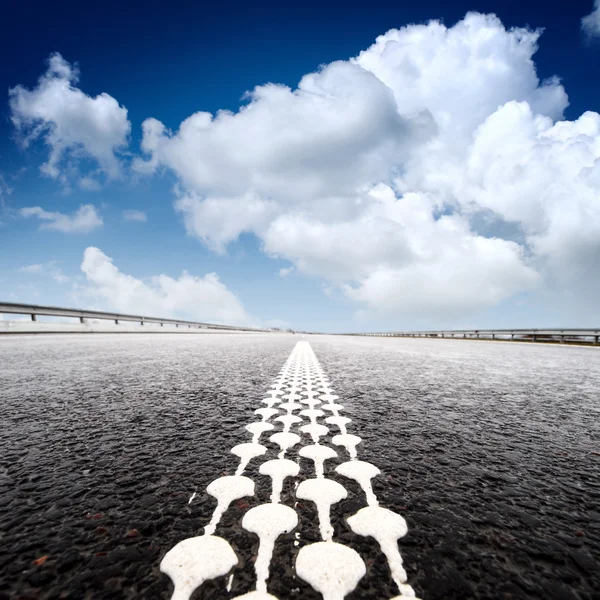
[0,333,598,599]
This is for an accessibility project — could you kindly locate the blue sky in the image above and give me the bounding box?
[1,0,599,332]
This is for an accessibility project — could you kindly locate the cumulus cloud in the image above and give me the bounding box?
[134,12,599,323]
[582,0,600,38]
[9,53,130,183]
[122,209,147,222]
[19,204,103,233]
[279,267,294,277]
[80,246,252,325]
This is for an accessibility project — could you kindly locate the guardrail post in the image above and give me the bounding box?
[511,333,514,340]
[31,314,37,322]
[115,319,119,325]
[141,321,144,326]
[160,322,163,327]
[595,335,599,346]
[532,333,537,342]
[79,317,85,324]
[560,335,565,344]
[492,333,495,340]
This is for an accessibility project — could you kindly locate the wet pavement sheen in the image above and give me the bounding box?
[0,333,598,600]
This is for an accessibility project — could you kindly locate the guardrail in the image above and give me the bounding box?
[346,329,600,345]
[0,302,270,333]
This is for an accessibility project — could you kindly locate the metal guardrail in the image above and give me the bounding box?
[2,302,597,344]
[346,329,600,345]
[0,302,270,333]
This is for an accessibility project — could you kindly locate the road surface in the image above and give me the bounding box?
[0,333,598,599]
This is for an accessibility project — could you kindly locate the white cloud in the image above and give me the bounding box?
[122,209,147,222]
[0,174,13,208]
[427,104,600,277]
[19,261,70,283]
[79,176,101,191]
[20,264,44,273]
[133,12,599,323]
[582,0,600,38]
[80,246,252,325]
[19,204,103,233]
[9,53,130,183]
[279,266,294,277]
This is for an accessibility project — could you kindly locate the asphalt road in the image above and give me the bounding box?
[0,333,598,600]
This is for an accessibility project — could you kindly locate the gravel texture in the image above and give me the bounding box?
[0,333,598,600]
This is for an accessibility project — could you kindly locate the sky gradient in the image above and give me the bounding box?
[1,0,599,332]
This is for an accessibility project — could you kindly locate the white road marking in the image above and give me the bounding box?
[348,506,410,589]
[295,541,366,600]
[204,475,255,536]
[298,444,337,479]
[160,341,420,600]
[300,423,329,443]
[331,433,362,459]
[231,443,268,475]
[240,503,298,595]
[274,414,302,432]
[325,415,351,433]
[336,460,380,506]
[296,478,347,541]
[246,422,274,443]
[259,459,299,503]
[255,407,280,421]
[269,432,301,458]
[160,535,238,600]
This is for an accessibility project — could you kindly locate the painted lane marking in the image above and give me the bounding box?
[347,506,413,596]
[296,478,347,541]
[259,459,300,503]
[161,535,238,600]
[231,443,268,476]
[300,408,325,422]
[325,415,351,433]
[299,423,329,443]
[331,433,362,459]
[160,341,421,600]
[204,475,255,536]
[274,414,302,432]
[246,422,274,443]
[279,401,303,413]
[269,431,301,458]
[298,444,337,479]
[335,460,380,507]
[295,541,366,600]
[255,407,280,421]
[237,503,298,597]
